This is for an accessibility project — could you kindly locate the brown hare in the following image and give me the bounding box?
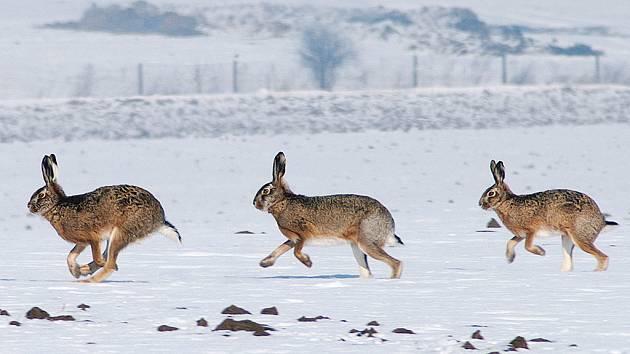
[28,154,181,283]
[253,152,403,279]
[479,160,615,272]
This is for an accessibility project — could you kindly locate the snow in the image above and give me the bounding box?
[1,85,629,143]
[1,122,629,352]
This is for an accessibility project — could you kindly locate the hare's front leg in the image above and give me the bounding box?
[67,243,87,278]
[260,240,294,268]
[293,238,312,268]
[505,236,523,263]
[524,231,546,256]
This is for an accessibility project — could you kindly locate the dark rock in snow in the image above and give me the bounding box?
[26,307,50,320]
[530,337,552,342]
[157,325,179,332]
[472,329,484,340]
[196,318,208,327]
[367,320,380,326]
[0,309,10,316]
[509,336,528,349]
[77,304,90,311]
[253,330,271,336]
[261,306,279,315]
[462,341,477,350]
[221,305,251,315]
[298,315,330,322]
[213,318,274,334]
[48,315,75,321]
[487,218,501,228]
[392,327,415,334]
[235,230,255,234]
[9,321,21,326]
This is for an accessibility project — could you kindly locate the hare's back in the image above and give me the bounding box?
[86,185,165,218]
[288,194,392,223]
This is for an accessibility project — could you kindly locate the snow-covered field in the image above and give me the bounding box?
[1,86,629,142]
[0,122,629,352]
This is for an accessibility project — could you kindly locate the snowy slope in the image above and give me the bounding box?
[0,86,629,143]
[0,124,629,353]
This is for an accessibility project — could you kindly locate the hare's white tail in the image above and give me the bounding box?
[159,221,182,244]
[386,234,405,247]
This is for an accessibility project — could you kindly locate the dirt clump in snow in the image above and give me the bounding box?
[260,306,278,315]
[509,336,529,349]
[213,318,274,336]
[392,327,415,334]
[221,305,251,315]
[26,307,50,320]
[297,315,330,322]
[157,325,179,332]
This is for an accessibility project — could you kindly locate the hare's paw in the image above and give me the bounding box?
[259,256,276,268]
[68,264,82,279]
[298,255,312,268]
[79,262,101,276]
[526,245,546,256]
[505,249,516,263]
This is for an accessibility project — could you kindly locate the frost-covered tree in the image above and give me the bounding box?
[299,25,355,90]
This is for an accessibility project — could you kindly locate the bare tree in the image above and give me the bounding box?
[74,63,95,97]
[299,25,355,90]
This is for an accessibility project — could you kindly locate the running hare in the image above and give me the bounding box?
[253,152,403,279]
[479,160,615,271]
[28,154,181,283]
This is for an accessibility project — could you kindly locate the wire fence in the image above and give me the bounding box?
[2,54,630,100]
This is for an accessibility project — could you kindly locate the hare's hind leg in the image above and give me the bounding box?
[79,240,109,276]
[506,236,523,263]
[359,242,402,279]
[350,243,372,278]
[83,229,127,283]
[567,229,608,271]
[560,234,575,272]
[260,240,294,268]
[67,243,87,278]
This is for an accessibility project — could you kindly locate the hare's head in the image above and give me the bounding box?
[253,152,292,212]
[479,160,511,210]
[28,154,65,215]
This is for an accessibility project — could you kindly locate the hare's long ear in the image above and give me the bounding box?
[41,154,59,186]
[492,160,505,184]
[272,152,286,185]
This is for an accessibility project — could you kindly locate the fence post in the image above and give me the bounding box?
[594,54,601,83]
[194,65,202,94]
[137,63,144,95]
[501,54,507,84]
[412,54,418,88]
[232,54,239,93]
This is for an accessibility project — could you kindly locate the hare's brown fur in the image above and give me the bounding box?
[28,155,180,282]
[254,152,402,278]
[479,160,609,271]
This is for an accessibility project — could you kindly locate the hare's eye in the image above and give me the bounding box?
[38,192,46,199]
[262,188,271,196]
[488,190,497,197]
